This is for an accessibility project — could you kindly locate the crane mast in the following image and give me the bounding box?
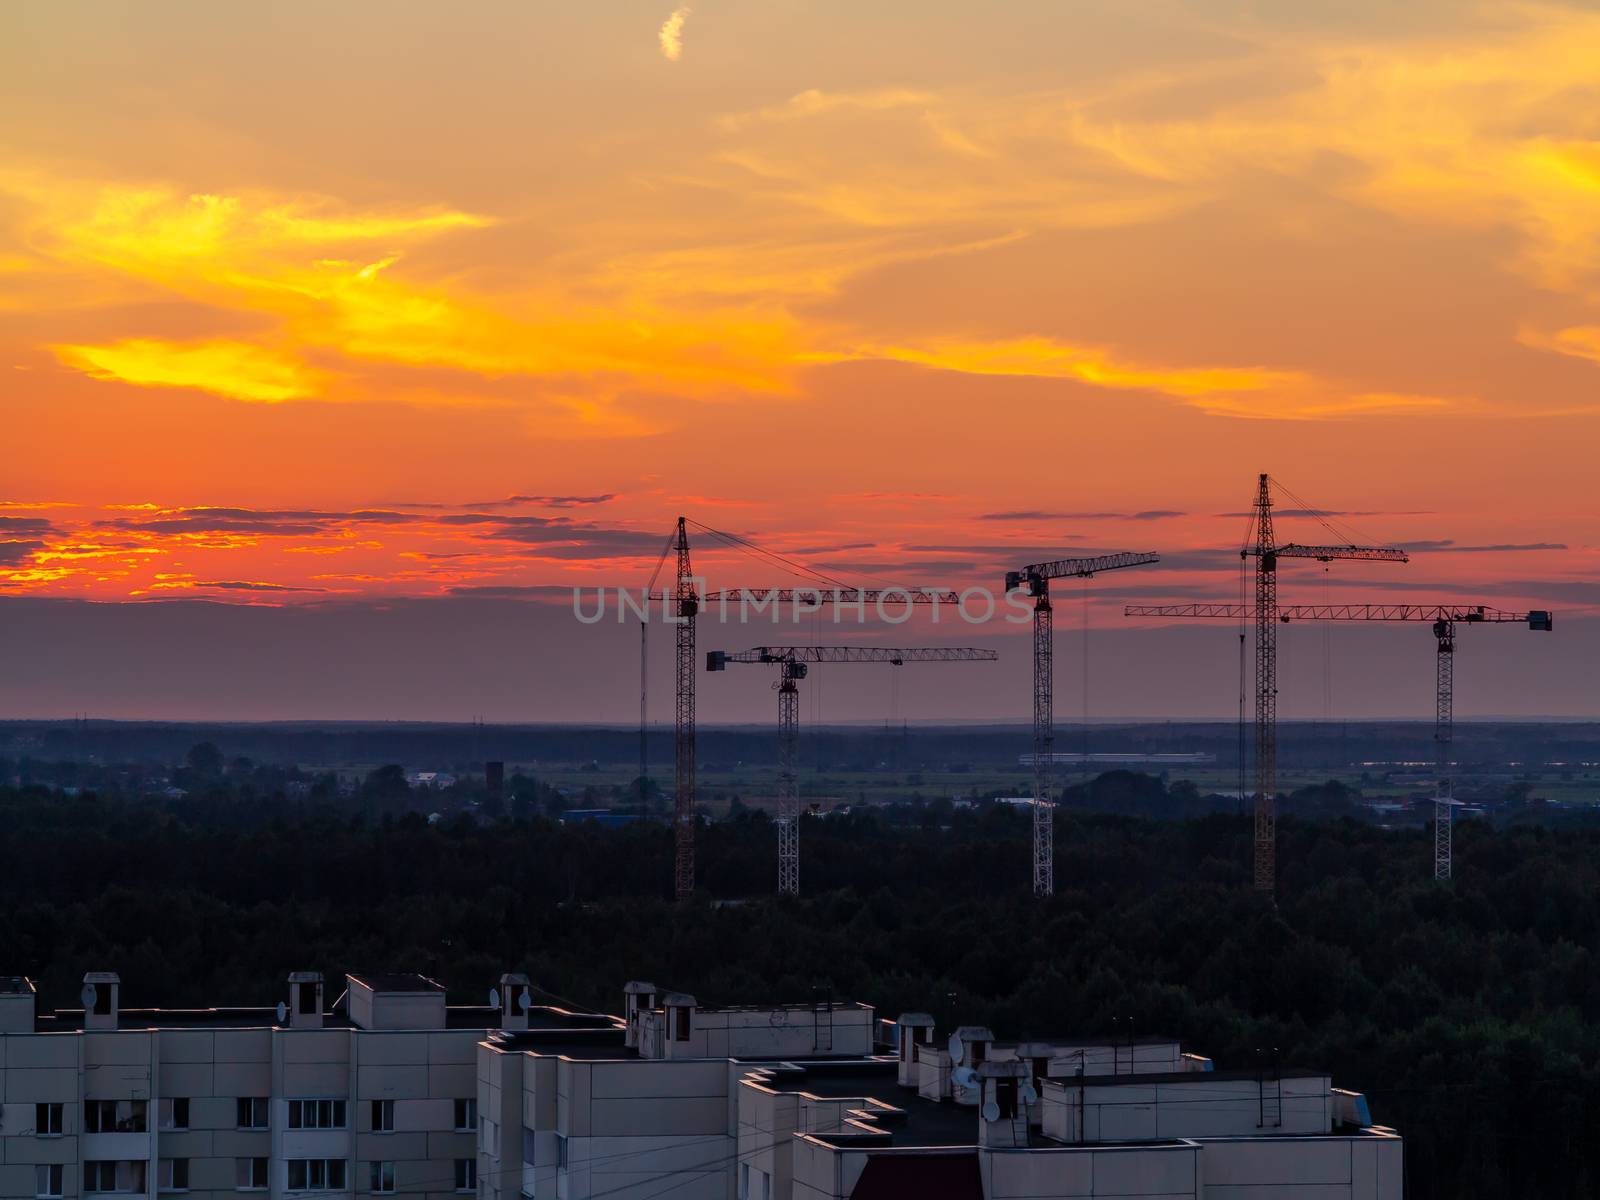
[1125,601,1550,883]
[673,518,697,901]
[708,645,998,895]
[1005,551,1160,897]
[1252,475,1277,897]
[777,661,801,895]
[1236,476,1409,896]
[1434,618,1453,881]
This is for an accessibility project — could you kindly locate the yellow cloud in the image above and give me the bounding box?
[818,337,1469,420]
[823,336,1305,399]
[9,179,806,399]
[1187,391,1460,421]
[658,6,690,61]
[717,88,937,131]
[1519,324,1600,364]
[53,338,324,402]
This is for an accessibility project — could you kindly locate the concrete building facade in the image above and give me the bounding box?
[0,970,610,1200]
[475,982,1403,1200]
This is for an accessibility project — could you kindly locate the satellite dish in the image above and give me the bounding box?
[80,983,96,1009]
[518,988,532,1012]
[948,1033,965,1064]
[951,1066,977,1091]
[981,1099,1001,1122]
[1019,1083,1038,1105]
[488,988,502,1009]
[276,1001,288,1024]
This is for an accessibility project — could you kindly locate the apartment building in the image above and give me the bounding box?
[477,982,1403,1200]
[3,970,1402,1199]
[0,969,615,1200]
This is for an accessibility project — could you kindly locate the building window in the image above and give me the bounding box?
[371,1099,395,1132]
[86,1101,147,1134]
[286,1159,346,1192]
[236,1158,269,1191]
[237,1097,269,1129]
[454,1098,477,1131]
[368,1161,396,1194]
[287,1098,347,1130]
[674,1007,690,1041]
[454,1160,477,1192]
[739,1163,750,1200]
[158,1098,190,1130]
[35,1164,64,1199]
[157,1158,189,1192]
[85,1161,147,1194]
[35,1102,64,1136]
[556,1135,568,1170]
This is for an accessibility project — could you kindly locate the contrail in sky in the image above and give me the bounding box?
[659,6,690,61]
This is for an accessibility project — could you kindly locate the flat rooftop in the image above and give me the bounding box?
[750,1059,980,1148]
[24,1003,611,1034]
[349,973,445,993]
[487,1025,632,1057]
[990,1035,1182,1051]
[1060,1066,1326,1087]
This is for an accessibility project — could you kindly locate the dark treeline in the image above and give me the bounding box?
[2,781,1599,1199]
[8,719,1600,771]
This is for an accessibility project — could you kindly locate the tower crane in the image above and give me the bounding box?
[1124,602,1552,881]
[1235,475,1408,895]
[1003,552,1161,898]
[707,645,999,895]
[650,518,971,900]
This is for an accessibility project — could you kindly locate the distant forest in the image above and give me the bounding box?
[7,717,1600,772]
[2,773,1598,1199]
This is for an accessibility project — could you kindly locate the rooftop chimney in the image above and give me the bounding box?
[623,981,657,1050]
[288,972,324,1029]
[976,1060,1031,1148]
[82,972,119,1030]
[895,1013,935,1088]
[0,976,36,1033]
[661,992,697,1058]
[498,973,531,1031]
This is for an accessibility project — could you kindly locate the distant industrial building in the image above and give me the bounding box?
[1,972,1401,1199]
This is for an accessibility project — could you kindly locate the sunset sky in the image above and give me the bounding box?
[2,1,1596,720]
